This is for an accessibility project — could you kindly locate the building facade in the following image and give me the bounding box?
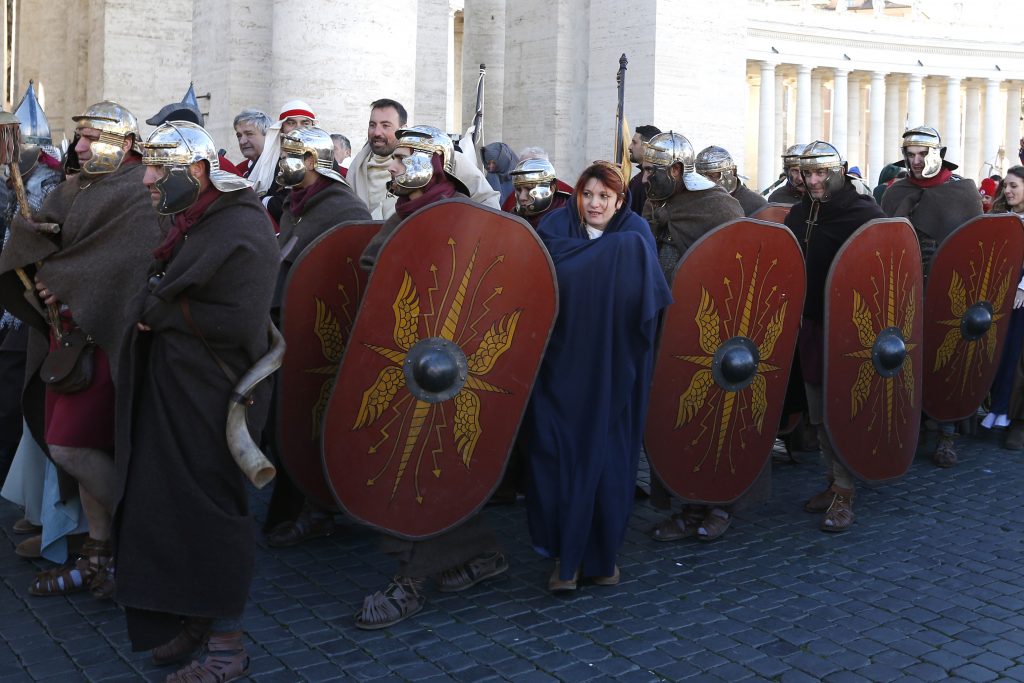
[11,0,1024,189]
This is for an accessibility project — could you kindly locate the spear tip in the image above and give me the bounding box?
[619,53,628,68]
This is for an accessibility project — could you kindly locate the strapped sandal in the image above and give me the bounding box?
[266,504,334,548]
[435,551,508,593]
[355,577,424,630]
[697,507,732,542]
[932,434,958,468]
[804,478,836,513]
[165,631,249,683]
[28,539,111,597]
[649,507,702,542]
[153,617,212,666]
[821,487,855,533]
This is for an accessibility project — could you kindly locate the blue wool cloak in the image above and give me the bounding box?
[524,198,671,580]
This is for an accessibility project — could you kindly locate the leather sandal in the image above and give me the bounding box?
[28,538,111,597]
[697,507,732,542]
[804,478,836,513]
[932,434,958,468]
[820,487,855,533]
[153,618,212,666]
[13,518,41,535]
[355,577,424,630]
[649,506,703,542]
[266,504,334,548]
[590,565,620,586]
[435,551,508,592]
[548,561,580,592]
[165,631,249,683]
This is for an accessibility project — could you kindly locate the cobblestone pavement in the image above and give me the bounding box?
[3,430,1024,682]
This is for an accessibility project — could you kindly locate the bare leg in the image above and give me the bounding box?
[48,445,117,513]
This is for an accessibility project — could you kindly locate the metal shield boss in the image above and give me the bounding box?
[824,218,923,482]
[645,219,805,504]
[750,202,793,225]
[322,198,557,539]
[922,214,1024,422]
[277,221,382,509]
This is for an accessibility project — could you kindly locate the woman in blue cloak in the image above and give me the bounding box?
[524,161,671,591]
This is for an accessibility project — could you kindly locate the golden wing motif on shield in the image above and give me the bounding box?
[311,380,335,440]
[392,272,420,352]
[851,291,875,349]
[759,301,788,360]
[353,366,406,429]
[850,361,874,416]
[453,389,482,467]
[901,287,915,341]
[933,327,960,372]
[750,374,767,433]
[676,369,714,428]
[947,271,967,318]
[695,288,723,355]
[467,310,522,376]
[314,298,345,362]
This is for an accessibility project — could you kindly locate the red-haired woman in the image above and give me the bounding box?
[523,161,671,591]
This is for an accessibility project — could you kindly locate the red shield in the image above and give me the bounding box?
[278,221,381,509]
[922,214,1024,422]
[824,218,923,482]
[750,203,793,225]
[645,219,805,504]
[323,198,557,539]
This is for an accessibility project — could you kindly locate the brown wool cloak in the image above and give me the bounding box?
[733,183,768,216]
[767,183,803,205]
[880,176,983,243]
[113,188,279,651]
[644,185,745,257]
[275,179,371,310]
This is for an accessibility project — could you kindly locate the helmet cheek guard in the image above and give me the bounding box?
[277,155,307,188]
[646,167,677,201]
[393,151,434,191]
[82,131,130,175]
[154,166,201,215]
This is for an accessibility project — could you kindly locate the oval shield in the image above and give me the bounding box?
[922,214,1024,422]
[278,221,382,509]
[323,198,557,539]
[750,203,793,225]
[824,218,923,482]
[645,219,805,504]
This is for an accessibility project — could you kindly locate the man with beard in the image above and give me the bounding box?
[263,126,371,547]
[248,100,318,222]
[355,126,507,629]
[880,126,983,469]
[640,132,745,543]
[233,109,271,178]
[767,143,809,205]
[115,120,278,681]
[628,124,661,215]
[785,141,886,532]
[349,98,499,220]
[0,101,161,598]
[695,145,767,216]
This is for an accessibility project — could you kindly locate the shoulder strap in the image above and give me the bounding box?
[180,297,238,384]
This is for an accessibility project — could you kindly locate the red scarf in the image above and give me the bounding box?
[906,167,952,188]
[152,186,223,261]
[395,156,460,218]
[39,151,62,171]
[287,175,330,217]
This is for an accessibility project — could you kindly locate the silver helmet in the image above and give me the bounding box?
[643,131,715,200]
[391,125,456,192]
[798,140,847,202]
[510,157,558,216]
[900,125,950,178]
[695,145,739,194]
[71,100,141,176]
[782,143,807,169]
[278,126,344,188]
[141,121,251,214]
[14,81,52,176]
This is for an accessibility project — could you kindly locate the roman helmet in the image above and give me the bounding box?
[900,125,955,178]
[798,140,847,202]
[782,143,807,170]
[510,157,558,215]
[277,126,345,188]
[391,125,469,195]
[695,145,739,194]
[146,82,204,127]
[643,131,715,201]
[70,100,141,175]
[13,81,52,176]
[140,121,251,215]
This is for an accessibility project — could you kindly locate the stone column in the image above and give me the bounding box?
[868,71,887,184]
[811,70,823,140]
[1007,82,1022,164]
[462,0,506,141]
[924,77,941,127]
[832,68,849,158]
[847,73,862,167]
[884,75,900,167]
[758,60,777,192]
[775,71,786,163]
[982,78,1002,176]
[964,80,982,181]
[795,64,812,144]
[907,73,924,127]
[414,0,454,130]
[945,76,962,166]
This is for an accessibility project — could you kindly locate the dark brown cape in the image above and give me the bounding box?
[767,183,803,205]
[113,188,279,650]
[644,185,744,258]
[733,183,768,216]
[880,176,983,243]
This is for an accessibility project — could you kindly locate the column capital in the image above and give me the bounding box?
[795,64,812,76]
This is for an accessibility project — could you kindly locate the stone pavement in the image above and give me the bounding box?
[3,430,1024,682]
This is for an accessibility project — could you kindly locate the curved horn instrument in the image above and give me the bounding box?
[226,320,286,488]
